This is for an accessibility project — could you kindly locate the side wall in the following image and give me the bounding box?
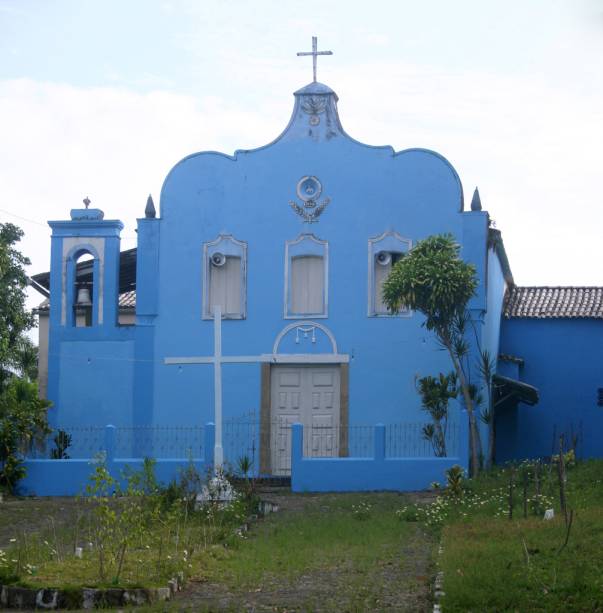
[38,311,135,403]
[56,338,135,427]
[498,318,603,460]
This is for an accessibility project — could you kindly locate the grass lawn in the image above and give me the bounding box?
[1,471,436,611]
[436,459,603,612]
[165,491,435,612]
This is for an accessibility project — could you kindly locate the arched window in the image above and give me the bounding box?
[285,234,328,318]
[203,234,247,319]
[368,231,412,317]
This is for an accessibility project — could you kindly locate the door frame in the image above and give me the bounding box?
[259,362,349,474]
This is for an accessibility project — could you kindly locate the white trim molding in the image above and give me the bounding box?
[165,353,349,365]
[367,230,412,318]
[272,320,338,354]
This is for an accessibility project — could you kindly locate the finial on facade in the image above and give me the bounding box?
[297,36,333,83]
[470,187,482,211]
[145,194,156,219]
[83,197,91,209]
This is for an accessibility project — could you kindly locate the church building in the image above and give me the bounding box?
[31,41,603,482]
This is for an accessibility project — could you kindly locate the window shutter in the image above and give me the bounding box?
[209,256,241,315]
[291,255,324,314]
[374,258,392,314]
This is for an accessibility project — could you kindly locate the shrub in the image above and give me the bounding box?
[0,378,51,490]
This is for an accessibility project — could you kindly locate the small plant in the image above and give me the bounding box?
[236,455,256,501]
[237,454,252,479]
[552,448,575,468]
[417,372,457,457]
[396,506,420,522]
[445,464,465,498]
[351,501,373,521]
[50,429,72,459]
[178,453,203,512]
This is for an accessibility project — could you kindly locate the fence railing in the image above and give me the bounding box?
[385,421,460,458]
[27,426,106,459]
[28,417,463,476]
[113,426,205,459]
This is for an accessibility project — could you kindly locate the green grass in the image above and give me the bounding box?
[147,491,435,612]
[3,490,434,611]
[199,493,413,588]
[438,460,603,612]
[0,493,252,590]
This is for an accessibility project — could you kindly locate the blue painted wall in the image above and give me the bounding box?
[148,81,492,428]
[498,318,603,461]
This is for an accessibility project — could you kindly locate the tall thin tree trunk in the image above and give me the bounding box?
[488,409,496,468]
[446,343,480,476]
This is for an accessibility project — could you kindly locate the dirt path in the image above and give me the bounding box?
[167,488,436,613]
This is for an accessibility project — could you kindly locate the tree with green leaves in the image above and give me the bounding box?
[383,233,481,475]
[0,378,50,489]
[0,223,35,387]
[0,222,50,490]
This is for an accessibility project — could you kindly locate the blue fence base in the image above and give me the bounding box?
[17,423,216,497]
[291,421,469,493]
[291,456,464,493]
[17,458,211,497]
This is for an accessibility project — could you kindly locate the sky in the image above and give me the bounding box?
[1,0,602,318]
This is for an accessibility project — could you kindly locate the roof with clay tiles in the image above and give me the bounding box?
[504,286,603,319]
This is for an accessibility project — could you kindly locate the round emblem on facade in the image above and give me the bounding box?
[296,176,322,202]
[309,115,320,126]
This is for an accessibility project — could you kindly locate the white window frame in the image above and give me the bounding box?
[284,233,328,319]
[368,230,412,317]
[202,234,247,319]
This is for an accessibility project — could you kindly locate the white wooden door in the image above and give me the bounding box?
[270,365,340,475]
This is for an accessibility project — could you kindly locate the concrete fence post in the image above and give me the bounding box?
[204,422,215,468]
[291,423,303,491]
[374,423,385,462]
[104,424,116,463]
[292,423,303,461]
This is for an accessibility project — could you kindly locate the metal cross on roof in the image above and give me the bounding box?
[83,197,91,209]
[297,36,333,83]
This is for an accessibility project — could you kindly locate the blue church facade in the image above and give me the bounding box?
[28,75,602,492]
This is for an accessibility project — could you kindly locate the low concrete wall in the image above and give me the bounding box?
[18,424,215,496]
[291,419,469,493]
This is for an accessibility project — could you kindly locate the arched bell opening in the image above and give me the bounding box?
[73,251,94,327]
[66,247,100,328]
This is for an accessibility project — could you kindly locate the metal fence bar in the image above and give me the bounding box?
[26,419,464,472]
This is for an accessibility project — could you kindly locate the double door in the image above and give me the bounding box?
[270,364,341,475]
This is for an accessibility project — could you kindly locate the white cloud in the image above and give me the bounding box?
[335,63,603,285]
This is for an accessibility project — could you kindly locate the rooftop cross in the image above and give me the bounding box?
[83,197,91,209]
[297,36,333,83]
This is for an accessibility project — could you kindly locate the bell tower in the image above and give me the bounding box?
[48,198,123,330]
